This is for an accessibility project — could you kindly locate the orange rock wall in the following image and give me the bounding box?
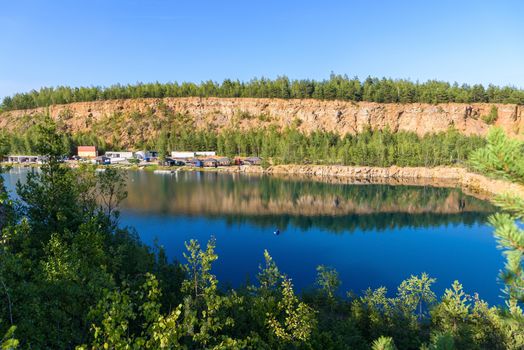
[1,98,522,147]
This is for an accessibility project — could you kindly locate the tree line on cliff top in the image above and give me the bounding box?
[2,74,524,111]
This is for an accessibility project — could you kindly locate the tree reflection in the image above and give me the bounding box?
[121,171,496,232]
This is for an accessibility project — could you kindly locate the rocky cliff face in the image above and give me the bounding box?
[1,98,523,147]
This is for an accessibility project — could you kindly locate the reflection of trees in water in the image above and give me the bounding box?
[123,171,496,230]
[256,177,490,211]
[209,211,492,233]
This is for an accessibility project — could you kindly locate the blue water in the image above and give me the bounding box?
[3,168,504,304]
[122,212,500,300]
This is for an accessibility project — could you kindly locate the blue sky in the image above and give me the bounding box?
[1,0,523,99]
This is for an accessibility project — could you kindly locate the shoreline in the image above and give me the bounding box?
[188,164,520,201]
[5,163,520,202]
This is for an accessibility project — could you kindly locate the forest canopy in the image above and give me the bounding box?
[2,74,524,111]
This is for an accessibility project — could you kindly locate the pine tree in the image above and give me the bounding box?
[469,128,524,322]
[371,336,397,350]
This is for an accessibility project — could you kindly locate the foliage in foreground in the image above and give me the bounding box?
[470,128,524,321]
[0,123,523,349]
[73,241,523,350]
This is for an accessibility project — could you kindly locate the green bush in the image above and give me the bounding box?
[482,106,498,125]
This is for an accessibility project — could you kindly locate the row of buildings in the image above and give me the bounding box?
[3,146,262,167]
[78,146,262,167]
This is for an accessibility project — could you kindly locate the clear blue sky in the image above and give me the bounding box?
[1,0,523,99]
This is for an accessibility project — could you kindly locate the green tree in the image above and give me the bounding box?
[0,122,184,348]
[397,273,437,320]
[16,120,84,249]
[426,332,455,350]
[97,167,128,223]
[257,249,282,293]
[181,238,246,347]
[266,277,317,344]
[85,273,183,350]
[371,336,396,350]
[482,106,499,125]
[156,129,169,161]
[469,128,524,320]
[4,76,524,111]
[316,265,341,301]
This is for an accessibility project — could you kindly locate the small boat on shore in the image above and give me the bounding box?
[154,169,177,174]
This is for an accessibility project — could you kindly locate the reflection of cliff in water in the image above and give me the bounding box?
[122,171,496,231]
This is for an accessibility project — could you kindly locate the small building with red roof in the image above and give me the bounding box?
[77,146,98,159]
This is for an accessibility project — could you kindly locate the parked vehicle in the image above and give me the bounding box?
[161,158,186,166]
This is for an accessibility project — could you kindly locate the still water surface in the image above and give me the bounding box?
[4,168,503,304]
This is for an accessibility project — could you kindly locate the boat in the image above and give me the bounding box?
[153,169,177,174]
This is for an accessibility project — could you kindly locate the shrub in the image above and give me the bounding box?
[482,106,498,125]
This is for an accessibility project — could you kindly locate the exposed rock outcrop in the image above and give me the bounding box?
[1,98,522,148]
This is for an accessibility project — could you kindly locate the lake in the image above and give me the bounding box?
[3,167,503,304]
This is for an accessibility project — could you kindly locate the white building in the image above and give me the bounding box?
[105,151,134,159]
[171,151,196,158]
[195,151,216,157]
[170,151,216,158]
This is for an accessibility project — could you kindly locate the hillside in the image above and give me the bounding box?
[1,97,523,148]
